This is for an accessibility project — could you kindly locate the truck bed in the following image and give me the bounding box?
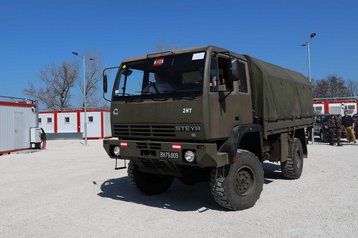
[245,55,313,137]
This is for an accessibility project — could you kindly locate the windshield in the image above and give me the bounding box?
[112,52,206,98]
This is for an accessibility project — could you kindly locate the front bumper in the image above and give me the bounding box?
[103,138,228,169]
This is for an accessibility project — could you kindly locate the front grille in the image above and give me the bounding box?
[113,124,176,138]
[136,142,161,150]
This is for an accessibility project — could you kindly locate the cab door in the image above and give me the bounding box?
[208,53,252,139]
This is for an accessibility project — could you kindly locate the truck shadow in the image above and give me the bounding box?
[97,162,284,211]
[97,176,225,212]
[263,162,284,184]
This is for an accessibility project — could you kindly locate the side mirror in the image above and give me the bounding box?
[123,69,133,76]
[103,74,108,93]
[102,66,121,102]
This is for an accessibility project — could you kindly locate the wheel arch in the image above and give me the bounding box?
[218,125,264,163]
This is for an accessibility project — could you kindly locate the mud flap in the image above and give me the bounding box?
[216,152,229,167]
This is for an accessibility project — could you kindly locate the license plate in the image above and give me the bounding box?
[159,151,179,159]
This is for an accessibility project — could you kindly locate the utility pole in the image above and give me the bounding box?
[302,33,317,143]
[72,52,93,145]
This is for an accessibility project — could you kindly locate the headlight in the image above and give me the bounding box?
[113,146,120,156]
[184,150,196,163]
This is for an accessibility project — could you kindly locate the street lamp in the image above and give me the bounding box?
[72,51,93,145]
[302,33,316,143]
[302,33,316,82]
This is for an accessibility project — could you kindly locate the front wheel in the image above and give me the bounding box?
[128,161,174,195]
[210,150,264,210]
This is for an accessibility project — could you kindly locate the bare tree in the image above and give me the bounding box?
[346,80,358,97]
[313,74,350,98]
[24,61,78,109]
[313,79,329,98]
[77,52,104,108]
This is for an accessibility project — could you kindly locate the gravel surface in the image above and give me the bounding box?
[0,139,357,238]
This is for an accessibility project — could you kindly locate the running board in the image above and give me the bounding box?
[115,158,127,170]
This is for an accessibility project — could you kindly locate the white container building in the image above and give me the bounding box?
[313,97,358,115]
[0,97,38,155]
[38,109,111,139]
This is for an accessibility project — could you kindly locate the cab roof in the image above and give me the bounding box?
[122,45,246,63]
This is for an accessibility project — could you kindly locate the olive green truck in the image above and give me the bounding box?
[102,45,313,210]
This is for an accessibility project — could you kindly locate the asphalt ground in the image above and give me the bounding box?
[0,139,357,238]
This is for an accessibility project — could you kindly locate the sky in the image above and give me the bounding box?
[1,0,358,107]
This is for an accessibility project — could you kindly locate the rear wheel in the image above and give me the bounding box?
[281,138,303,179]
[210,150,264,210]
[128,161,174,195]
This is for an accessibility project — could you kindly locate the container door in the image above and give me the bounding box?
[14,111,25,149]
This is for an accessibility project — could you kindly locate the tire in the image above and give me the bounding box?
[320,130,329,143]
[281,138,303,179]
[210,150,264,211]
[306,128,312,140]
[319,130,325,142]
[127,161,174,195]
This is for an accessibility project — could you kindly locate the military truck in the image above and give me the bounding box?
[102,45,313,210]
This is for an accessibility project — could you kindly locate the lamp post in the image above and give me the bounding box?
[302,33,316,143]
[72,51,92,145]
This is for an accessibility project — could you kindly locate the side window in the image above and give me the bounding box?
[231,59,248,93]
[209,55,232,92]
[238,62,248,93]
[210,56,219,91]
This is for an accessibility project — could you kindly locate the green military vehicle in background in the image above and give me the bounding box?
[102,45,313,210]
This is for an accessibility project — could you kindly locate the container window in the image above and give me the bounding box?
[315,106,323,111]
[88,116,94,123]
[38,118,42,123]
[347,105,355,110]
[47,117,52,124]
[65,117,70,123]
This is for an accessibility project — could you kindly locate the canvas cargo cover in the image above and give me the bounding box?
[244,55,313,124]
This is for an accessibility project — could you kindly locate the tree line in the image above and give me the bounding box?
[312,74,358,99]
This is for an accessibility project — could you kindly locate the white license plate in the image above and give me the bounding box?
[159,151,179,159]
